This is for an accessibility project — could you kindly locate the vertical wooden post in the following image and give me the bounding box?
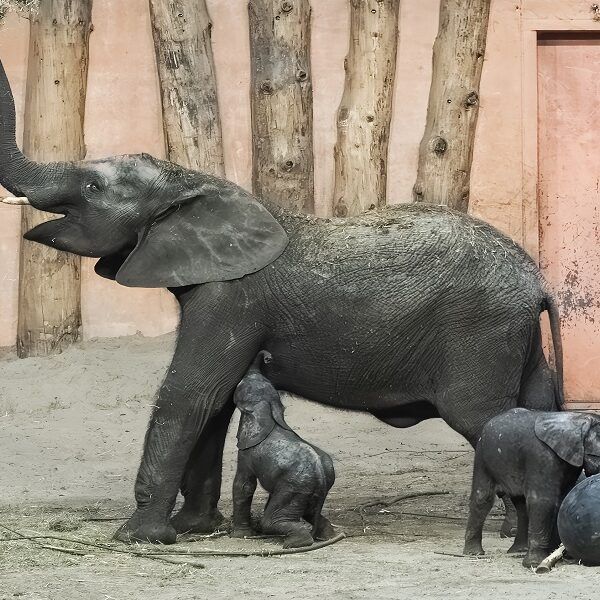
[248,0,314,213]
[149,0,224,175]
[412,0,491,212]
[17,0,92,357]
[332,0,400,218]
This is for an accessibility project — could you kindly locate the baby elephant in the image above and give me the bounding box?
[464,408,600,568]
[231,350,336,548]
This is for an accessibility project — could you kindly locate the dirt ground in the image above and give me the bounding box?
[0,334,599,600]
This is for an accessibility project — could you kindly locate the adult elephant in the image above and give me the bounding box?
[0,60,563,544]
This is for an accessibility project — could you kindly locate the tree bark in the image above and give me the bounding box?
[18,0,92,357]
[332,0,400,218]
[248,0,313,213]
[149,0,224,175]
[412,0,491,212]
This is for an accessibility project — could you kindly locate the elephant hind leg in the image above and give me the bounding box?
[304,494,335,541]
[507,496,529,553]
[261,490,314,548]
[464,454,496,556]
[518,353,559,411]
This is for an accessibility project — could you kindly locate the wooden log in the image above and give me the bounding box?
[412,0,491,212]
[149,0,224,175]
[18,0,92,357]
[332,0,400,218]
[535,544,566,573]
[248,0,314,213]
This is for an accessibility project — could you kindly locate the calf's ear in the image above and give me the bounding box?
[236,400,276,450]
[269,396,291,432]
[534,413,593,467]
[114,189,288,288]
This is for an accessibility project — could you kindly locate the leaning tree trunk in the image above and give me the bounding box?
[332,0,400,218]
[412,0,491,212]
[248,0,313,213]
[149,0,224,175]
[18,0,92,357]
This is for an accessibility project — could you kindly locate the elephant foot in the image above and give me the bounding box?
[522,549,548,569]
[114,512,177,545]
[314,516,336,541]
[499,519,517,539]
[230,525,257,539]
[170,506,224,535]
[507,540,528,554]
[283,530,314,549]
[463,541,485,556]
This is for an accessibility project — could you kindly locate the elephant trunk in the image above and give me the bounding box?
[246,350,272,377]
[0,58,65,208]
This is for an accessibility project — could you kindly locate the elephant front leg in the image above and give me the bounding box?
[170,404,234,535]
[113,320,261,544]
[523,495,560,568]
[231,461,258,538]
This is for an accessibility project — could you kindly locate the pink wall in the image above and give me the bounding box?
[538,34,600,405]
[1,1,599,348]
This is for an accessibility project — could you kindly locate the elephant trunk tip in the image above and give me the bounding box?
[248,350,272,374]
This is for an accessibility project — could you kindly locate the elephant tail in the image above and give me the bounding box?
[543,294,564,408]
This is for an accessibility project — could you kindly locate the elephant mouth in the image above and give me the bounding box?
[23,213,70,244]
[22,213,102,257]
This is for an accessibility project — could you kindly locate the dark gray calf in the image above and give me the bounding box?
[231,351,335,548]
[464,408,600,568]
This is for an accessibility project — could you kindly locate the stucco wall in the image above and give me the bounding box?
[0,0,598,346]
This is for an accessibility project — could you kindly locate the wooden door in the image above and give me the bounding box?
[538,32,600,409]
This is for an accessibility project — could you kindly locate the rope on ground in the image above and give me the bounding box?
[0,522,346,560]
[353,490,450,512]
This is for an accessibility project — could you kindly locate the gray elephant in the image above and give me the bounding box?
[231,350,335,548]
[0,58,563,545]
[463,408,600,568]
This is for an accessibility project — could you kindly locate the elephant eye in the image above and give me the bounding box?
[86,181,101,193]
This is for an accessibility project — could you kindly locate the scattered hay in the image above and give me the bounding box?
[0,0,38,22]
[48,515,81,533]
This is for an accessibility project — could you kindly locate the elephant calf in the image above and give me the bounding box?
[463,408,600,568]
[231,351,336,548]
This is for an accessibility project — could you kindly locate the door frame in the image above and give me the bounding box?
[521,18,600,260]
[521,19,600,410]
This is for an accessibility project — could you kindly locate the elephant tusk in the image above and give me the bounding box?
[1,196,30,205]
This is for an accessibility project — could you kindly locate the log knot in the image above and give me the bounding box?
[281,159,296,172]
[464,91,479,108]
[281,1,293,12]
[592,4,600,21]
[259,80,274,95]
[430,136,448,156]
[295,69,308,82]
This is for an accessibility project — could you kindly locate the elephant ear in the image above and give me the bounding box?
[236,400,277,451]
[269,395,292,432]
[534,413,593,467]
[114,191,288,288]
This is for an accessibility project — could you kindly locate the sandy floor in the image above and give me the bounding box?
[1,334,599,599]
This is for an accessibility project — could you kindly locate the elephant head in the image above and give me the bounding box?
[235,351,291,450]
[534,412,600,475]
[0,60,288,288]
